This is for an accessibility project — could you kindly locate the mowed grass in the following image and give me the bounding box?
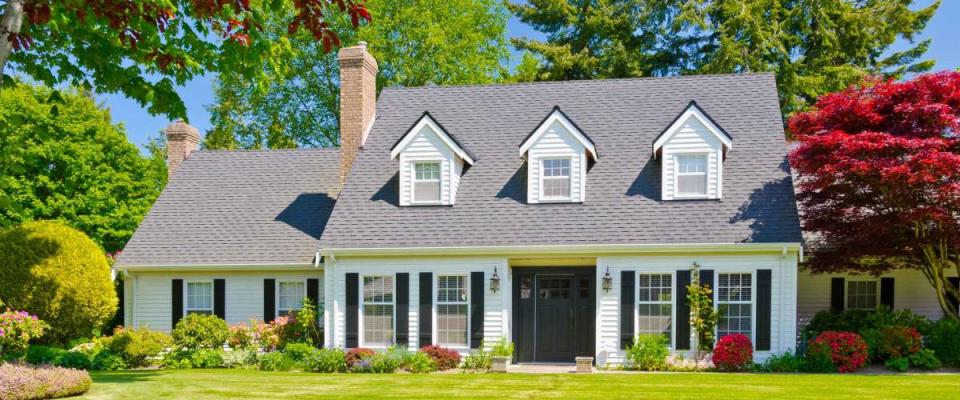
[81,369,960,399]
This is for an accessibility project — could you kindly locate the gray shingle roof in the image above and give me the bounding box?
[117,148,340,267]
[320,73,802,249]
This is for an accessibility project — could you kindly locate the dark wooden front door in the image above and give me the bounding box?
[513,268,595,363]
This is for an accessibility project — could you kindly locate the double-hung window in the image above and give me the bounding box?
[676,154,707,197]
[278,280,306,316]
[413,162,441,203]
[186,281,213,315]
[362,275,395,347]
[436,275,469,347]
[637,273,673,344]
[541,158,571,199]
[717,273,752,339]
[847,280,878,310]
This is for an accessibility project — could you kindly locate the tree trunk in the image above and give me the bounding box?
[918,244,960,320]
[0,0,26,82]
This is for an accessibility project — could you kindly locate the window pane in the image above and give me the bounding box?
[415,162,440,180]
[678,155,706,173]
[279,281,305,311]
[847,281,877,310]
[437,276,467,303]
[362,304,394,346]
[677,174,707,195]
[637,274,672,341]
[543,177,570,197]
[717,273,752,339]
[437,304,468,346]
[187,282,212,310]
[363,276,394,303]
[543,159,571,177]
[414,181,441,202]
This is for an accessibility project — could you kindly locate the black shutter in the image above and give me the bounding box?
[830,278,845,312]
[700,269,714,292]
[675,270,691,350]
[470,272,484,349]
[345,273,359,348]
[880,277,895,309]
[307,278,320,309]
[263,279,276,323]
[172,279,184,329]
[214,279,226,320]
[620,271,635,349]
[756,270,772,351]
[396,273,409,347]
[419,272,433,347]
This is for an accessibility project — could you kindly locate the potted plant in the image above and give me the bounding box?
[489,338,514,373]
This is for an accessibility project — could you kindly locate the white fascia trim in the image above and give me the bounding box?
[390,115,475,165]
[519,110,597,161]
[115,263,317,273]
[321,242,802,257]
[653,105,733,159]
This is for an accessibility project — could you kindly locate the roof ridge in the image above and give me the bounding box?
[380,72,774,93]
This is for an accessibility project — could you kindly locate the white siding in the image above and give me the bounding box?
[527,120,587,203]
[450,158,463,205]
[797,269,960,326]
[327,256,509,355]
[398,127,455,206]
[596,252,798,365]
[661,117,723,200]
[127,270,322,331]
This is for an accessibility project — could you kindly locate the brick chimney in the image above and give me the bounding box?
[338,41,378,187]
[164,120,200,179]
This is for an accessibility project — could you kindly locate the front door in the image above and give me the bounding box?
[535,276,575,361]
[513,268,595,363]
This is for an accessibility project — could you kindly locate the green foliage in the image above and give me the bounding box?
[385,346,415,369]
[227,324,255,349]
[366,352,402,373]
[803,308,931,341]
[406,351,437,373]
[884,357,910,372]
[759,352,806,373]
[626,335,669,371]
[282,342,318,363]
[0,220,117,344]
[489,338,515,357]
[207,0,509,149]
[258,351,296,371]
[55,351,92,370]
[172,314,230,350]
[90,351,127,371]
[303,348,348,373]
[461,349,492,372]
[221,349,258,369]
[908,349,941,371]
[162,348,226,369]
[925,318,960,367]
[25,346,65,365]
[289,299,322,346]
[104,327,172,367]
[0,82,166,252]
[510,0,938,119]
[0,309,48,360]
[687,270,718,353]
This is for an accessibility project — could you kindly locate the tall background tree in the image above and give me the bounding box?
[0,81,166,252]
[511,0,939,117]
[789,71,960,319]
[205,0,509,149]
[0,0,370,119]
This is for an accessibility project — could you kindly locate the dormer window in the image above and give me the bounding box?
[520,106,597,204]
[653,101,733,201]
[390,112,476,207]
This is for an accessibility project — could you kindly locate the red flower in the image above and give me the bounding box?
[808,331,869,373]
[712,334,754,371]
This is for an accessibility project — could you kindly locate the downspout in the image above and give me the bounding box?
[779,246,786,352]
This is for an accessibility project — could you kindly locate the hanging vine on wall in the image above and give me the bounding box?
[688,263,719,357]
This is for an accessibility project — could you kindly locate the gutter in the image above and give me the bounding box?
[320,242,803,258]
[115,263,316,273]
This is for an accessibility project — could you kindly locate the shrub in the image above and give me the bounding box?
[925,318,960,367]
[420,345,461,370]
[665,353,714,372]
[289,301,323,346]
[258,351,295,371]
[803,308,930,341]
[345,348,375,369]
[872,326,922,361]
[406,351,436,373]
[54,351,91,370]
[385,346,416,369]
[625,335,669,371]
[806,331,869,373]
[172,314,229,350]
[252,320,282,352]
[712,334,754,371]
[227,324,254,349]
[489,338,515,357]
[304,348,347,373]
[221,349,258,369]
[105,327,172,367]
[460,350,492,372]
[0,309,48,360]
[367,352,401,373]
[884,357,910,372]
[162,348,225,369]
[283,342,318,363]
[25,346,66,365]
[90,351,127,371]
[0,363,92,400]
[908,349,941,370]
[759,352,806,373]
[0,221,118,344]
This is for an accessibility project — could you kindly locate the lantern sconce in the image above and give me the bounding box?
[490,267,501,293]
[602,267,613,292]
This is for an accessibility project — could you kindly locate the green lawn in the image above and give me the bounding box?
[81,369,960,399]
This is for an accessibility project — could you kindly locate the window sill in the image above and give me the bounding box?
[408,201,446,206]
[671,195,716,200]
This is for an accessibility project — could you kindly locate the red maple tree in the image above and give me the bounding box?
[789,71,960,319]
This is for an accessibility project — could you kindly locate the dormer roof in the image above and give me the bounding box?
[652,100,733,159]
[390,111,476,165]
[518,106,598,161]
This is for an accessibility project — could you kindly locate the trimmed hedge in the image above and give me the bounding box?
[0,221,117,344]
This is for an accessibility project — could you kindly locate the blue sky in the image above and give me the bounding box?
[103,0,960,151]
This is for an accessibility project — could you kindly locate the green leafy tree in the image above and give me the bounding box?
[0,81,165,252]
[511,0,938,117]
[0,0,370,119]
[687,266,718,356]
[206,0,508,149]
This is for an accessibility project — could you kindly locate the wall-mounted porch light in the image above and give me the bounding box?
[490,267,501,292]
[602,267,613,292]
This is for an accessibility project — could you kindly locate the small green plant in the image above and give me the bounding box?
[385,346,415,369]
[304,348,347,373]
[884,357,909,372]
[489,338,514,357]
[290,299,323,346]
[908,349,941,370]
[91,351,128,371]
[221,349,258,369]
[172,314,229,350]
[257,351,295,371]
[760,352,806,373]
[625,335,669,371]
[283,342,318,363]
[461,350,492,372]
[367,352,402,373]
[406,351,436,373]
[687,267,718,355]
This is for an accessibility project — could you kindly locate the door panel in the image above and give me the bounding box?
[513,268,595,363]
[535,276,575,362]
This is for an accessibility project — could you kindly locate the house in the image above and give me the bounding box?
[115,43,958,365]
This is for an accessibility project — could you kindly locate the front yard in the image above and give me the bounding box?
[81,369,960,399]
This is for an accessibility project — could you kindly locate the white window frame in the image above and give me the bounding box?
[359,274,396,348]
[714,272,755,344]
[184,280,214,316]
[635,272,675,349]
[276,279,307,317]
[845,279,879,311]
[539,156,573,201]
[674,152,709,199]
[410,160,443,205]
[433,274,471,349]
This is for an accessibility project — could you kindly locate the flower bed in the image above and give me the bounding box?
[0,363,91,400]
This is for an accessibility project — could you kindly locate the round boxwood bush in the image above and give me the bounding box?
[712,333,754,371]
[172,314,229,349]
[0,221,117,344]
